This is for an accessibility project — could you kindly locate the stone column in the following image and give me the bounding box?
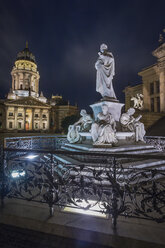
[29,74,32,90]
[36,78,39,95]
[13,75,16,90]
[24,108,26,130]
[6,107,9,130]
[32,108,34,130]
[12,74,14,90]
[159,70,165,112]
[45,110,49,130]
[23,72,25,90]
[143,80,150,111]
[40,109,42,130]
[16,73,19,90]
[14,107,17,130]
[17,73,20,89]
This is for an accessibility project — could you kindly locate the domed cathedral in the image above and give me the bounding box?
[0,42,78,133]
[8,41,40,100]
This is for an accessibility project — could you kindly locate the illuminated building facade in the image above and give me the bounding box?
[124,35,165,129]
[0,43,78,132]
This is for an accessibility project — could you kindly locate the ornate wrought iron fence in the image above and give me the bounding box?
[1,144,165,229]
[5,135,165,152]
[4,135,68,150]
[145,136,165,151]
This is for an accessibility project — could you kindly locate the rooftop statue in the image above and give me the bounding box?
[95,43,116,99]
[131,93,144,110]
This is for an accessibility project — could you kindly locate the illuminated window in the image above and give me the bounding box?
[157,97,160,112]
[35,123,38,129]
[9,122,13,128]
[151,98,154,112]
[34,114,39,118]
[42,114,47,118]
[18,122,22,129]
[150,83,154,95]
[43,123,46,129]
[156,81,160,93]
[18,113,22,117]
[9,112,14,116]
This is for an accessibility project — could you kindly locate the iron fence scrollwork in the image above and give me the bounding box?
[1,136,165,228]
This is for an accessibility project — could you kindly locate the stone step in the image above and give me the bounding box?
[63,143,157,153]
[61,146,80,152]
[52,152,165,174]
[61,145,160,165]
[53,154,82,165]
[122,158,165,169]
[121,149,160,155]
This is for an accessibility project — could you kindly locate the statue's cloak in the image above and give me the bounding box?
[95,52,116,98]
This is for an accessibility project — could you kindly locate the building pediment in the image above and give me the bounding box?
[152,43,165,59]
[5,97,51,108]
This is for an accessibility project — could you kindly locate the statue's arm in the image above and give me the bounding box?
[135,115,142,122]
[95,56,104,70]
[74,117,82,126]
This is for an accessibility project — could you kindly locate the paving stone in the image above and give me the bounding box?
[0,224,111,248]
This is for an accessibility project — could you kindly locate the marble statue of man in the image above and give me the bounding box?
[91,104,118,145]
[67,109,93,143]
[95,43,116,99]
[120,108,146,142]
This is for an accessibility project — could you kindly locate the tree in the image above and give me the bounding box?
[61,114,80,134]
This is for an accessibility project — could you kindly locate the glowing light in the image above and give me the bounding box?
[64,199,106,218]
[11,170,25,178]
[26,154,38,160]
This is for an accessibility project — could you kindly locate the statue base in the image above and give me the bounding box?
[100,96,119,102]
[90,99,124,122]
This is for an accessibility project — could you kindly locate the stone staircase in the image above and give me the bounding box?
[61,143,160,155]
[53,142,165,173]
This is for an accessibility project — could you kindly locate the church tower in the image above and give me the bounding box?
[8,42,40,99]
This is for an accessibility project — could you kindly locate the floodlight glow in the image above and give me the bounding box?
[11,170,25,178]
[26,154,38,160]
[64,199,106,218]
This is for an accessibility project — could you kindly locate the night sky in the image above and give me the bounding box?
[0,0,164,110]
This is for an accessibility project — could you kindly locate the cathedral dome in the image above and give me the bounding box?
[16,42,36,64]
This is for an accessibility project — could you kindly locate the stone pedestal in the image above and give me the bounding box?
[90,100,124,121]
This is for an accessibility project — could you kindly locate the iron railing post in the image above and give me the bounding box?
[49,153,55,217]
[111,157,118,229]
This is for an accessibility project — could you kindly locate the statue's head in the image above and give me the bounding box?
[100,43,108,53]
[80,109,87,116]
[102,104,109,115]
[127,108,135,116]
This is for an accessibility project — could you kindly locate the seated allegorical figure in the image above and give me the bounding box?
[120,108,146,142]
[91,104,118,145]
[67,109,93,143]
[73,109,93,132]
